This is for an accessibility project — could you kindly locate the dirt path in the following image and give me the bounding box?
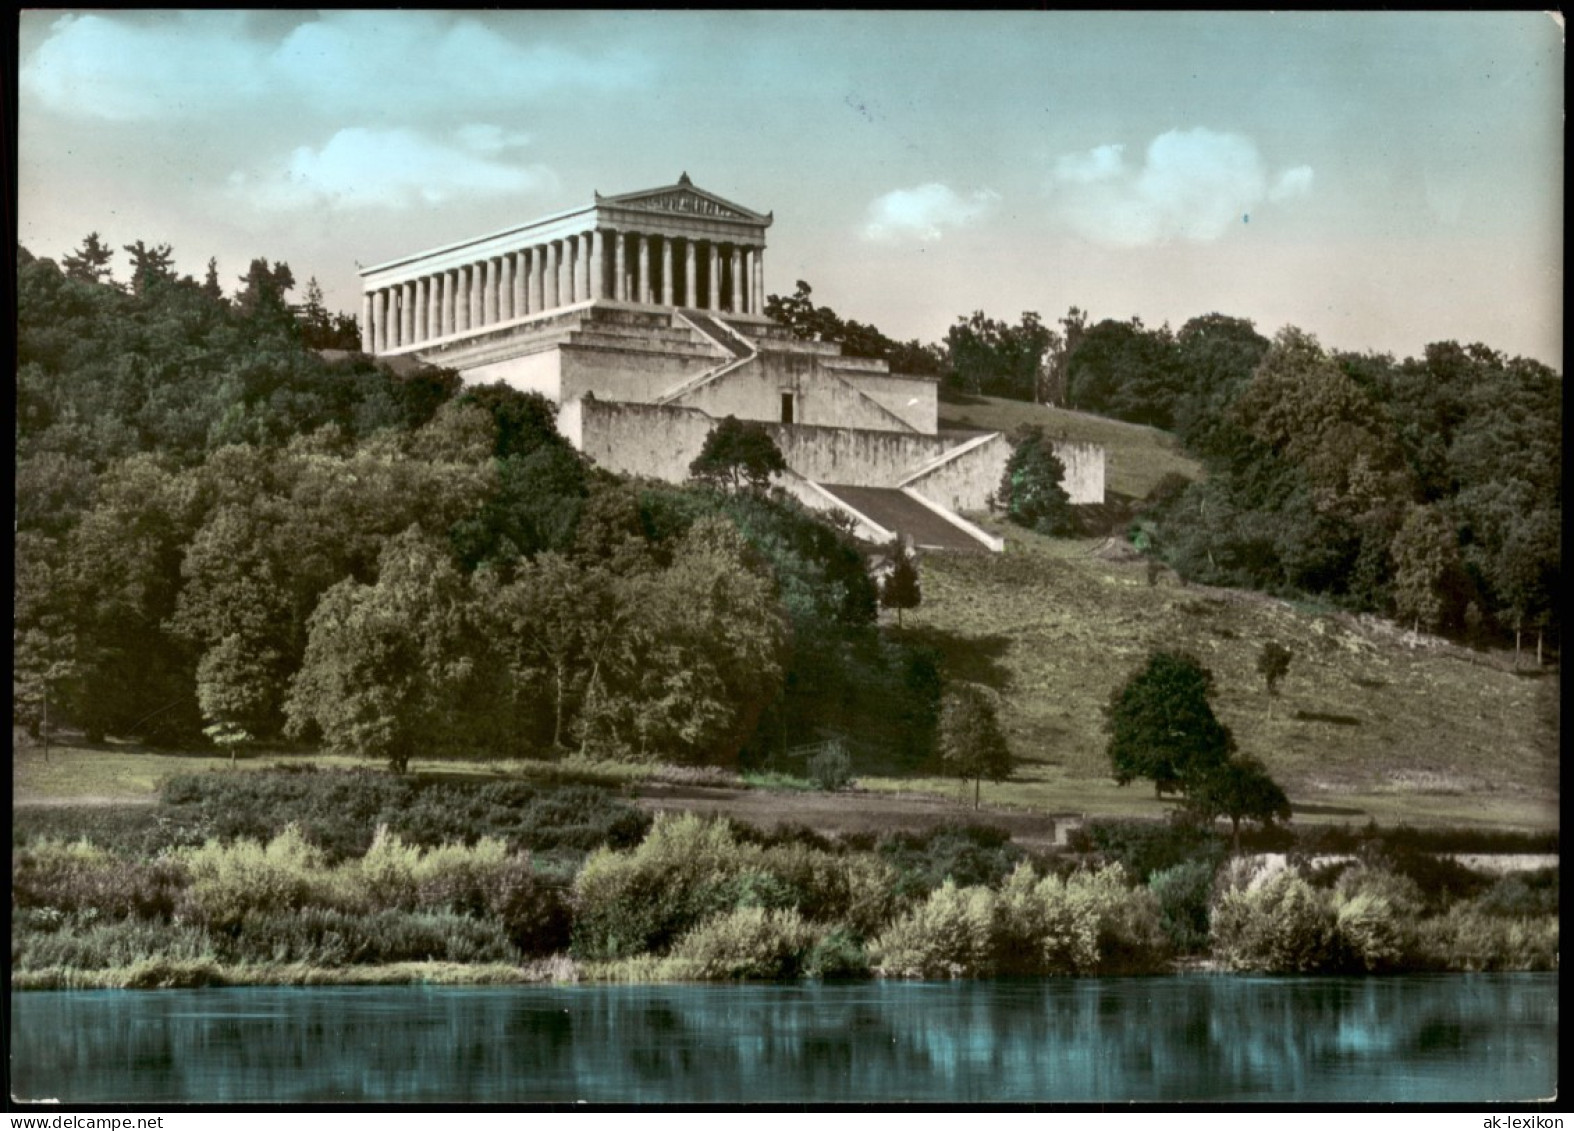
[13,795,157,808]
[633,783,1077,849]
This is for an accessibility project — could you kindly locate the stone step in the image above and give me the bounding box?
[679,310,753,359]
[573,321,717,348]
[815,484,992,552]
[565,331,724,359]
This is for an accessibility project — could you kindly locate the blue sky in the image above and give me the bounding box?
[18,11,1564,366]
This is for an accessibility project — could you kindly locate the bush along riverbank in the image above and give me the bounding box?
[11,772,1559,988]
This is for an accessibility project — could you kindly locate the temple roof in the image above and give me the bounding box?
[596,173,772,226]
[363,175,770,281]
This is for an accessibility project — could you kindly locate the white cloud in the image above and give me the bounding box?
[1054,144,1126,185]
[863,183,1000,242]
[23,11,651,122]
[1269,165,1315,202]
[231,127,558,212]
[453,124,533,155]
[23,13,270,121]
[1047,128,1312,247]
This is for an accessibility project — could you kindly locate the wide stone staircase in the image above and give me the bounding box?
[815,483,998,551]
[564,308,730,363]
[654,310,760,404]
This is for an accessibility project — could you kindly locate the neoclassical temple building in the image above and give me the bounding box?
[359,176,1103,551]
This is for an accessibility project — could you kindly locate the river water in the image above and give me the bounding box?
[9,974,1556,1104]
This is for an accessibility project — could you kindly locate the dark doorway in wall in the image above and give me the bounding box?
[781,393,795,424]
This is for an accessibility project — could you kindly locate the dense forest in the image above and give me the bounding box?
[776,281,1561,659]
[1065,315,1561,659]
[14,242,938,764]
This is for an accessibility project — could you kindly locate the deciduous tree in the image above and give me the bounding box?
[945,311,1053,402]
[689,416,787,493]
[1105,651,1233,798]
[608,517,788,766]
[1186,755,1291,851]
[1389,503,1467,635]
[938,683,1012,809]
[285,528,500,772]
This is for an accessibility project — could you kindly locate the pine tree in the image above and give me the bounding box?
[61,232,116,284]
[996,425,1076,536]
[880,536,921,627]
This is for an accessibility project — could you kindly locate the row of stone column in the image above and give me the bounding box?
[362,230,766,354]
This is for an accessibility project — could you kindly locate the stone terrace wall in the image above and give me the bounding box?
[763,423,959,489]
[1051,440,1105,506]
[559,400,1104,511]
[559,399,716,481]
[827,363,938,434]
[901,436,1103,511]
[901,434,1011,513]
[678,354,912,434]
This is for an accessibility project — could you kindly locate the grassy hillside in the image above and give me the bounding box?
[939,393,1202,499]
[862,524,1559,831]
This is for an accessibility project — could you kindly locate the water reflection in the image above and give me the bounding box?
[10,975,1556,1104]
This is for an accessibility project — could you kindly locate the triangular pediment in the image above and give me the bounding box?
[597,174,772,225]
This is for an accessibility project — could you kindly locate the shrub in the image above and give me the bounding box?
[571,814,756,960]
[482,857,573,956]
[120,958,226,989]
[753,842,852,923]
[161,770,414,861]
[877,824,1025,898]
[669,907,820,980]
[12,840,190,921]
[509,785,652,853]
[1471,870,1558,918]
[1413,909,1559,972]
[158,771,651,862]
[12,807,172,856]
[180,825,330,927]
[996,862,1168,975]
[872,862,1169,979]
[1067,863,1169,974]
[871,880,996,978]
[840,854,911,940]
[12,916,215,971]
[1370,848,1490,911]
[1211,871,1337,973]
[355,825,425,910]
[1331,864,1426,918]
[212,908,520,966]
[1148,859,1216,954]
[391,782,651,855]
[411,837,510,915]
[1332,891,1408,972]
[1070,818,1226,883]
[803,928,871,979]
[807,742,853,791]
[733,822,836,852]
[993,863,1095,975]
[727,868,798,913]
